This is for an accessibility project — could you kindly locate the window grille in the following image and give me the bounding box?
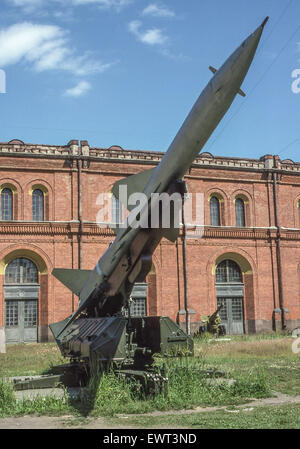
[1,188,13,220]
[123,297,146,317]
[235,198,245,227]
[5,301,18,327]
[5,258,38,284]
[217,298,228,321]
[32,189,44,221]
[24,301,37,327]
[216,260,242,283]
[210,196,220,226]
[231,298,243,321]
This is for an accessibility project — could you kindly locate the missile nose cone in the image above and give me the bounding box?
[251,16,269,40]
[261,16,269,29]
[242,16,269,56]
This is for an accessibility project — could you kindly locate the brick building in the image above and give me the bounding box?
[0,138,299,342]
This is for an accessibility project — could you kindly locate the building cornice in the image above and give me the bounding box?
[0,140,300,174]
[0,221,299,241]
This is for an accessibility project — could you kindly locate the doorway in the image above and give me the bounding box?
[215,259,244,335]
[4,258,39,343]
[217,296,244,335]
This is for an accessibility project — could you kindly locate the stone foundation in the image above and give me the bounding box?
[38,325,55,342]
[0,326,6,353]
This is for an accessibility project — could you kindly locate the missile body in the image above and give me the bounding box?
[51,18,268,337]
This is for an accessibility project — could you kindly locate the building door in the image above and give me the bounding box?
[215,259,244,335]
[4,258,39,343]
[217,297,244,335]
[5,299,38,343]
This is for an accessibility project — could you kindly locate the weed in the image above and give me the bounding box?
[0,336,296,419]
[230,367,271,399]
[0,379,16,415]
[0,377,70,417]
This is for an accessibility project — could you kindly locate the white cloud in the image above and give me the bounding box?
[7,0,45,13]
[141,28,167,45]
[8,0,43,6]
[128,20,167,45]
[0,23,64,67]
[0,22,114,76]
[70,0,132,7]
[128,20,141,35]
[142,3,175,18]
[64,80,91,97]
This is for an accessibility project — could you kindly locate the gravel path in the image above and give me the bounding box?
[1,391,300,428]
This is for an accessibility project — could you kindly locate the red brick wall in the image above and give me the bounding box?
[0,143,299,339]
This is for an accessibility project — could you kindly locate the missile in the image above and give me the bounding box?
[209,66,246,97]
[50,17,268,339]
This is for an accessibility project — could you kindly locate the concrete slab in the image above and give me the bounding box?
[4,376,86,402]
[14,387,84,401]
[206,378,236,387]
[0,327,6,353]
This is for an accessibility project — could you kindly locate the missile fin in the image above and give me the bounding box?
[161,226,179,243]
[209,66,246,97]
[49,315,73,340]
[209,65,217,74]
[111,168,155,212]
[52,268,92,296]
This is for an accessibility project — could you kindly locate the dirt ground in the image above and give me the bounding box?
[1,392,300,429]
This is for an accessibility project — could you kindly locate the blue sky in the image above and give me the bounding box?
[0,0,300,161]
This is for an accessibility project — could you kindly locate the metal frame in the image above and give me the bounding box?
[210,196,220,226]
[1,188,13,220]
[32,189,44,222]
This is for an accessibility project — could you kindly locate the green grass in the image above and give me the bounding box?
[0,335,299,424]
[106,403,300,429]
[194,334,300,396]
[194,331,292,343]
[0,356,272,418]
[66,356,271,417]
[0,343,65,377]
[0,379,70,418]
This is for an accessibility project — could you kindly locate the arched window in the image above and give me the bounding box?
[210,196,220,226]
[111,194,122,225]
[5,258,38,284]
[32,189,44,221]
[235,198,245,227]
[216,259,242,283]
[1,188,13,220]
